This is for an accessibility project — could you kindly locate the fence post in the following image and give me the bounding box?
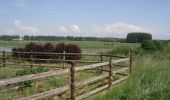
[100,50,103,74]
[2,50,6,67]
[30,51,33,68]
[70,61,76,100]
[129,52,132,73]
[63,50,65,68]
[108,58,113,88]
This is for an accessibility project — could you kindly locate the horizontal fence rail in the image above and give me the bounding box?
[0,58,129,86]
[0,50,132,100]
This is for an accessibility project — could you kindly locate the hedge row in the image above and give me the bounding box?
[141,40,166,51]
[12,42,82,60]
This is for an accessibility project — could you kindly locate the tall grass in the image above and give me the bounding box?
[88,51,170,100]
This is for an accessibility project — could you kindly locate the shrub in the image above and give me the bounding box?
[141,40,157,51]
[25,42,43,52]
[65,44,82,60]
[24,43,43,58]
[54,43,82,60]
[16,67,48,90]
[43,42,55,52]
[54,42,66,59]
[12,47,25,57]
[12,42,82,61]
[153,40,165,50]
[54,42,65,53]
[43,43,55,59]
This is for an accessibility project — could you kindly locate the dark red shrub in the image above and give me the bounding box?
[24,43,43,58]
[54,42,65,53]
[54,43,82,60]
[12,47,25,57]
[12,42,82,62]
[65,44,82,60]
[54,42,66,59]
[43,43,54,52]
[25,43,43,52]
[43,43,55,59]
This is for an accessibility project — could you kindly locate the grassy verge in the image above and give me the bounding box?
[88,50,170,100]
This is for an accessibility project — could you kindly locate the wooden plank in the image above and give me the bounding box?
[113,67,129,75]
[111,76,128,85]
[76,84,108,100]
[19,74,108,100]
[2,51,99,56]
[76,74,108,86]
[19,85,70,100]
[112,58,129,64]
[77,76,129,100]
[115,73,128,76]
[0,58,128,86]
[113,64,128,67]
[76,58,129,71]
[0,69,69,86]
[18,67,128,100]
[76,62,109,71]
[1,51,128,58]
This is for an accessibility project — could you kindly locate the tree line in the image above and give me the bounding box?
[0,35,126,42]
[0,35,20,41]
[23,35,126,42]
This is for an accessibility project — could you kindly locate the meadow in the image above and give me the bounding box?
[88,42,170,100]
[0,40,169,100]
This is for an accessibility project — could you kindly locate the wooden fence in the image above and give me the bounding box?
[0,51,132,100]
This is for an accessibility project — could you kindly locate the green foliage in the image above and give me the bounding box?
[152,40,165,50]
[88,53,170,100]
[127,32,152,43]
[141,40,167,51]
[141,40,157,51]
[109,46,142,56]
[16,67,48,76]
[15,67,48,90]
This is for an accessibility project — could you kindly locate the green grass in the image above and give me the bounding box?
[0,41,169,100]
[0,40,140,50]
[88,47,170,100]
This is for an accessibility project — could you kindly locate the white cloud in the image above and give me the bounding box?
[2,21,163,39]
[69,25,81,33]
[85,22,151,38]
[90,22,149,33]
[55,24,81,34]
[56,26,68,33]
[14,19,40,33]
[3,19,40,35]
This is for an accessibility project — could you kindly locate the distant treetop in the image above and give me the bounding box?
[126,32,152,43]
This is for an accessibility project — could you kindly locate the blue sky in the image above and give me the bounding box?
[0,0,170,39]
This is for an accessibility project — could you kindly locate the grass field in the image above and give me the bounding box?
[0,41,169,100]
[88,43,170,100]
[0,40,139,49]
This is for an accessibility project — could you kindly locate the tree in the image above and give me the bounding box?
[126,32,152,43]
